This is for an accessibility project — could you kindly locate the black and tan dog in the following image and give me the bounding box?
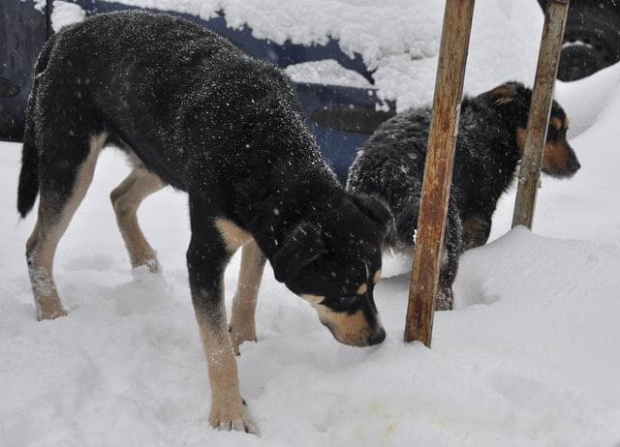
[18,11,390,434]
[347,82,580,310]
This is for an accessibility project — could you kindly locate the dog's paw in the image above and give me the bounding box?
[134,258,161,274]
[131,260,163,279]
[144,258,162,274]
[209,403,257,434]
[131,257,162,274]
[435,288,454,311]
[36,300,68,321]
[229,324,257,356]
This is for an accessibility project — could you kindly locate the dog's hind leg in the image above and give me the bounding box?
[26,134,106,320]
[110,168,165,272]
[462,212,492,251]
[229,240,266,355]
[436,203,464,311]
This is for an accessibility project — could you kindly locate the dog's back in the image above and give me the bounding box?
[19,11,329,206]
[348,95,525,246]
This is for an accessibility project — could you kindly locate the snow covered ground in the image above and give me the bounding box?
[3,1,620,446]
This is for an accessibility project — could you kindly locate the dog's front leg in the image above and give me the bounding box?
[186,210,257,434]
[230,240,266,355]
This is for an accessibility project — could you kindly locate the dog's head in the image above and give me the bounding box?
[480,82,581,178]
[271,194,391,347]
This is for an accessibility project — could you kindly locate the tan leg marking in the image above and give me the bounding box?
[27,133,106,320]
[373,269,382,284]
[215,218,252,252]
[229,241,266,355]
[194,299,257,433]
[110,168,165,272]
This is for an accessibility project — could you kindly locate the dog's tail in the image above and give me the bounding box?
[18,119,40,218]
[18,37,56,218]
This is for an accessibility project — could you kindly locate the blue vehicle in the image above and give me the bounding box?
[0,0,396,182]
[2,0,619,181]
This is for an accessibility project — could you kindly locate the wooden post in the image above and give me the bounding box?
[512,0,570,229]
[404,0,476,346]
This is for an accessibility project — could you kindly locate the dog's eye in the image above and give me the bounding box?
[326,295,359,311]
[547,128,559,142]
[339,295,358,305]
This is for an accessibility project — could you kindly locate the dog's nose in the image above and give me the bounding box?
[367,327,386,346]
[568,159,581,173]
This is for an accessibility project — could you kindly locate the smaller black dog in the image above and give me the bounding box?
[347,82,580,310]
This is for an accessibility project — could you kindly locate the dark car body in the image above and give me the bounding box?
[0,0,395,182]
[537,0,620,82]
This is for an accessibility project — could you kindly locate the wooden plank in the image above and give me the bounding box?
[512,0,570,229]
[404,0,476,346]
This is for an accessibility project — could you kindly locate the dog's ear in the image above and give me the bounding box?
[350,193,393,230]
[479,82,521,106]
[271,222,325,283]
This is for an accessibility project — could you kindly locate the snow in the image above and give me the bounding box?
[25,0,47,13]
[2,132,620,444]
[3,1,620,445]
[555,61,620,138]
[3,71,620,444]
[51,1,86,32]
[285,60,372,89]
